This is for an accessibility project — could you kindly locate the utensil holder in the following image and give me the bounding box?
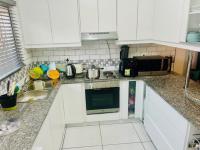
[0,94,17,111]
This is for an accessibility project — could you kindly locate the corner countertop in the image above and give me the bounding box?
[1,73,200,150]
[0,85,60,150]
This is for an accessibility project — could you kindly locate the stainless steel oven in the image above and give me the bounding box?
[85,81,120,115]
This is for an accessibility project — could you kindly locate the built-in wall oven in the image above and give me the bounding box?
[85,81,119,115]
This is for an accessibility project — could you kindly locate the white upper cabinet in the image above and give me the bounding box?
[80,0,117,33]
[80,0,99,33]
[17,0,81,48]
[117,0,138,41]
[98,0,117,32]
[17,0,53,45]
[137,0,155,40]
[48,0,81,44]
[153,0,185,43]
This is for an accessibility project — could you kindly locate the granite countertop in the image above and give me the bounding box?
[1,73,200,150]
[0,85,60,150]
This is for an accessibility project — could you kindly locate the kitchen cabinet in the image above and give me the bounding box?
[80,0,99,33]
[98,0,117,32]
[153,0,186,43]
[137,0,155,40]
[32,89,65,150]
[48,89,65,150]
[144,86,189,150]
[117,0,138,41]
[17,0,53,45]
[62,83,86,124]
[48,0,81,44]
[17,0,81,48]
[32,114,53,150]
[80,0,117,33]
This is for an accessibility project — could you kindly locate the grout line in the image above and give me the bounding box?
[131,123,143,143]
[102,141,145,147]
[98,122,104,150]
[63,145,102,149]
[60,126,68,150]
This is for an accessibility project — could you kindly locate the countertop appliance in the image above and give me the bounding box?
[119,55,172,77]
[119,58,138,77]
[85,80,119,115]
[74,63,83,74]
[86,65,102,80]
[65,59,76,79]
[120,45,129,60]
[135,56,172,76]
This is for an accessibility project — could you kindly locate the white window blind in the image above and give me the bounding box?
[0,4,23,80]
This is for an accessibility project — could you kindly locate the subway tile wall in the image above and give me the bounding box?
[30,40,176,65]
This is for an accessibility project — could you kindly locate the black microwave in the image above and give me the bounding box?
[119,56,172,77]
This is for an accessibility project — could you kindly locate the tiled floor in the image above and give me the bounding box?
[62,120,157,150]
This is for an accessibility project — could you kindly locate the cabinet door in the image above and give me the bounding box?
[32,115,53,150]
[48,90,65,150]
[48,0,81,44]
[153,0,185,43]
[137,0,155,40]
[98,0,117,32]
[144,86,189,150]
[80,0,98,33]
[117,0,138,41]
[17,0,52,45]
[62,84,86,124]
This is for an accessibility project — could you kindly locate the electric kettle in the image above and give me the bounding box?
[65,59,76,79]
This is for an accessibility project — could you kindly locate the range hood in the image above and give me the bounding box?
[81,32,118,41]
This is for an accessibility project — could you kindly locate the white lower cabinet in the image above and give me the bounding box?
[61,83,86,124]
[32,114,53,150]
[32,89,65,150]
[144,86,189,150]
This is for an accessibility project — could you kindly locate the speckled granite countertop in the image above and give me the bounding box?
[0,85,60,150]
[1,73,200,150]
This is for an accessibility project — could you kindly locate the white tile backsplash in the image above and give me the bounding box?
[29,40,175,64]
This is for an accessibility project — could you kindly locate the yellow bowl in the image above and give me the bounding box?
[33,67,44,76]
[47,70,60,80]
[29,70,41,79]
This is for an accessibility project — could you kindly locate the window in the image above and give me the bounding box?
[0,5,23,80]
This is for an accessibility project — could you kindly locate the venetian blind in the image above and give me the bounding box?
[0,3,23,80]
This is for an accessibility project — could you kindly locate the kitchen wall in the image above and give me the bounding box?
[30,40,176,67]
[0,40,185,95]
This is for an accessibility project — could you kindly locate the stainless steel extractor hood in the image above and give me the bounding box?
[81,32,118,41]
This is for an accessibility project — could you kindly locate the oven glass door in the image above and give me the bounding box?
[86,87,119,115]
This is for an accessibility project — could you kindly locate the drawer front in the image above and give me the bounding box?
[145,86,189,150]
[147,99,187,150]
[147,86,188,135]
[144,114,173,150]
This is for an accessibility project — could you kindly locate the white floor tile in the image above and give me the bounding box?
[103,143,144,150]
[143,142,157,150]
[63,126,101,148]
[133,123,151,142]
[64,146,102,150]
[100,118,140,125]
[100,123,140,145]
